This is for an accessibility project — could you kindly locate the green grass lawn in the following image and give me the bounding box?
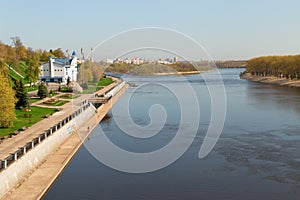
[48,92,59,97]
[97,77,114,86]
[26,85,39,92]
[29,98,41,104]
[0,107,58,137]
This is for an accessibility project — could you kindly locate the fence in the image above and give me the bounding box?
[0,101,91,171]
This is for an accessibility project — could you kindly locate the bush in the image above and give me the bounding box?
[81,82,88,89]
[38,83,48,99]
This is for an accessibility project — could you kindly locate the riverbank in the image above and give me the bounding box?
[2,84,128,200]
[0,77,127,200]
[240,73,300,88]
[153,70,211,76]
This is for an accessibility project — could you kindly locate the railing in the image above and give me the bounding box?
[0,101,91,172]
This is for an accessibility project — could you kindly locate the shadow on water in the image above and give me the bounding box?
[246,82,300,115]
[101,113,113,122]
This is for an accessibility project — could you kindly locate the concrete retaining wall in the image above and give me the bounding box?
[0,105,96,199]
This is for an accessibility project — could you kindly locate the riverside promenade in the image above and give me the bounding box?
[0,79,128,199]
[0,77,120,162]
[0,94,90,161]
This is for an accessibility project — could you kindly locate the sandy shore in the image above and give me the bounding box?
[240,73,300,88]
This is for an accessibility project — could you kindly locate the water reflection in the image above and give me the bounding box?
[246,83,300,115]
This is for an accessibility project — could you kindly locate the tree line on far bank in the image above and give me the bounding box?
[105,61,212,74]
[245,55,300,79]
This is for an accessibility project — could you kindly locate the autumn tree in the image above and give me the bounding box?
[81,60,104,83]
[0,60,16,128]
[50,48,65,58]
[246,55,300,80]
[11,36,27,64]
[25,52,40,86]
[39,50,52,62]
[0,41,15,62]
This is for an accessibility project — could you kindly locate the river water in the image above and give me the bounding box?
[45,69,300,200]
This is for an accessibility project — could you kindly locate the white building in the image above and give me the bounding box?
[39,51,79,83]
[106,59,114,64]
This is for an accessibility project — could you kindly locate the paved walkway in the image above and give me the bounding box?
[0,94,89,160]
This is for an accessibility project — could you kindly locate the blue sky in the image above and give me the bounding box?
[0,0,299,60]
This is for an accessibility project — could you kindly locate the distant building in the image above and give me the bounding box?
[114,58,122,64]
[106,59,114,64]
[173,57,178,63]
[124,58,131,64]
[133,57,144,65]
[39,51,79,83]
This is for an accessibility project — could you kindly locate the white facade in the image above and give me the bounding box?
[39,51,78,83]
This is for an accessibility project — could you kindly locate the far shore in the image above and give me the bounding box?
[240,73,300,88]
[128,70,214,76]
[153,70,207,76]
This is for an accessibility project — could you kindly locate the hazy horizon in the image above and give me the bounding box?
[1,0,299,60]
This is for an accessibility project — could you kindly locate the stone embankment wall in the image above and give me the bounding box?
[0,103,95,199]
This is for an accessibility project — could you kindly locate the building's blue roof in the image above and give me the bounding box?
[54,58,71,65]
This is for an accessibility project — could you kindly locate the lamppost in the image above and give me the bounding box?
[29,94,32,124]
[29,108,32,124]
[26,86,32,124]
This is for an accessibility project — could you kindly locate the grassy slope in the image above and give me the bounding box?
[8,61,30,85]
[97,77,114,86]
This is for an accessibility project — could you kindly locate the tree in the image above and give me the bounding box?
[0,60,16,128]
[39,50,51,62]
[13,79,29,109]
[25,53,40,86]
[246,55,300,79]
[67,76,71,86]
[50,48,65,58]
[37,83,48,99]
[10,36,27,63]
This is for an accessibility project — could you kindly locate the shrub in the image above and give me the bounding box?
[38,83,48,99]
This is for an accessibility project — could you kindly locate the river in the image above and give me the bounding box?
[45,68,300,200]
